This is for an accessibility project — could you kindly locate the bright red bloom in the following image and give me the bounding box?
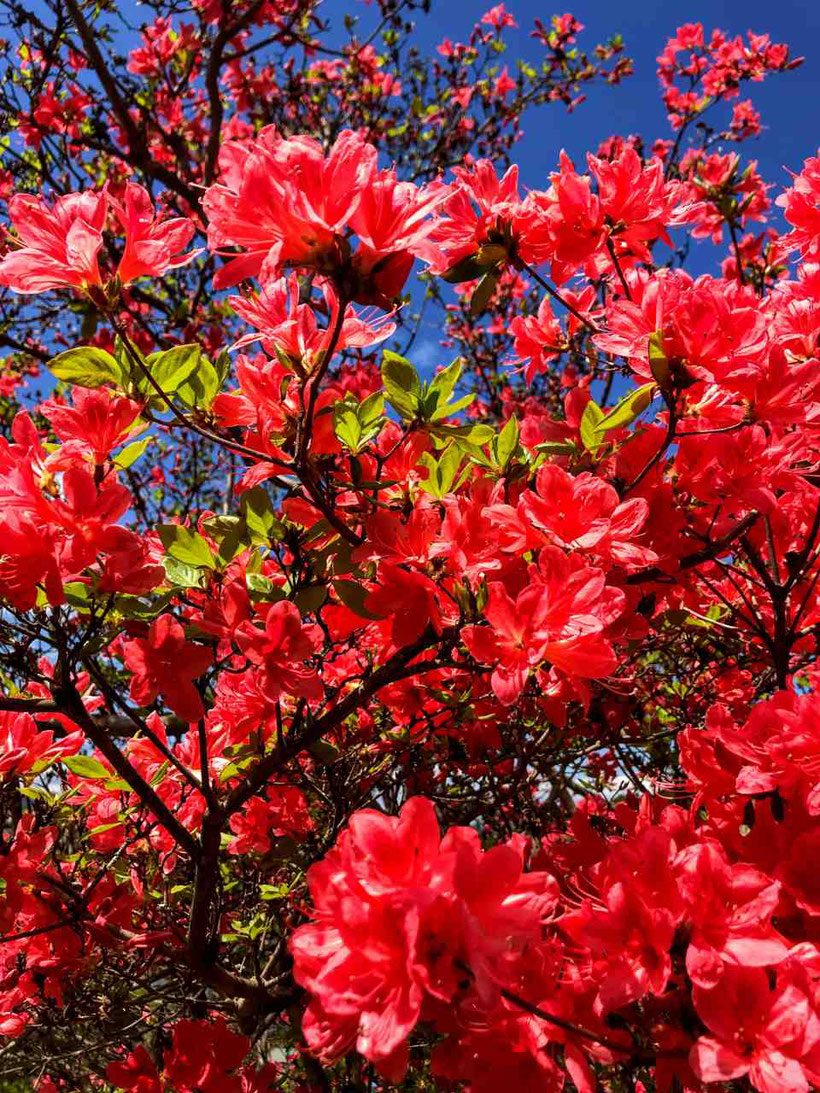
[106,1046,161,1093]
[509,295,565,383]
[560,826,684,1013]
[290,797,557,1081]
[229,274,396,359]
[110,182,199,284]
[678,152,769,244]
[511,463,657,568]
[235,600,323,703]
[365,562,445,646]
[712,692,820,814]
[0,711,82,779]
[0,190,107,293]
[203,127,378,288]
[123,614,214,723]
[348,168,447,305]
[690,967,818,1093]
[462,547,624,704]
[675,841,789,988]
[595,267,767,383]
[481,4,517,29]
[776,150,820,262]
[163,1017,250,1093]
[421,160,523,276]
[587,146,684,263]
[41,388,142,465]
[516,152,605,284]
[228,784,313,855]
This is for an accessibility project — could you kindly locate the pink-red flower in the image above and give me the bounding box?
[235,600,323,703]
[203,127,377,288]
[110,182,200,284]
[462,547,624,704]
[123,614,214,723]
[0,190,107,293]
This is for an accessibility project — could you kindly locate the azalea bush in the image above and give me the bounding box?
[1,2,819,1091]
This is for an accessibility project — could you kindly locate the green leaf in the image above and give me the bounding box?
[246,573,286,602]
[427,358,462,407]
[470,270,498,316]
[648,331,671,389]
[536,439,576,456]
[20,784,54,801]
[114,591,176,619]
[419,443,463,499]
[333,404,363,451]
[197,515,250,567]
[260,882,292,901]
[309,739,340,765]
[294,584,327,614]
[579,400,605,452]
[430,392,475,422]
[382,351,421,420]
[62,754,110,780]
[175,354,220,409]
[50,347,123,389]
[441,255,486,283]
[214,349,231,387]
[333,390,386,453]
[150,760,170,787]
[241,486,282,544]
[200,515,244,538]
[433,422,493,448]
[494,414,519,467]
[63,581,92,610]
[333,578,383,620]
[163,557,209,589]
[114,436,152,469]
[157,525,215,569]
[159,559,204,594]
[359,389,385,427]
[216,528,247,567]
[595,383,656,435]
[88,821,124,835]
[145,344,201,397]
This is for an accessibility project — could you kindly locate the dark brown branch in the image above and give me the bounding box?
[225,626,451,815]
[203,0,267,185]
[626,510,760,586]
[51,671,200,861]
[63,0,201,208]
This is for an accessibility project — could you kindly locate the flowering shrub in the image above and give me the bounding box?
[0,3,817,1092]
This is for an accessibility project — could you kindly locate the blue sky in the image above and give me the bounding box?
[316,0,820,370]
[21,0,819,378]
[323,0,819,201]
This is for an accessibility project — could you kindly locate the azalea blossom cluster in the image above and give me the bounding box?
[0,6,819,1093]
[291,749,820,1093]
[0,182,197,294]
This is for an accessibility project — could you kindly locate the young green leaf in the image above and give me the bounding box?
[145,343,202,397]
[579,400,605,453]
[62,755,110,780]
[333,578,384,619]
[595,383,656,434]
[175,355,220,409]
[49,347,124,389]
[157,525,215,569]
[493,414,519,467]
[648,332,671,390]
[382,351,421,420]
[470,270,498,316]
[114,436,152,469]
[419,443,463,499]
[241,486,283,544]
